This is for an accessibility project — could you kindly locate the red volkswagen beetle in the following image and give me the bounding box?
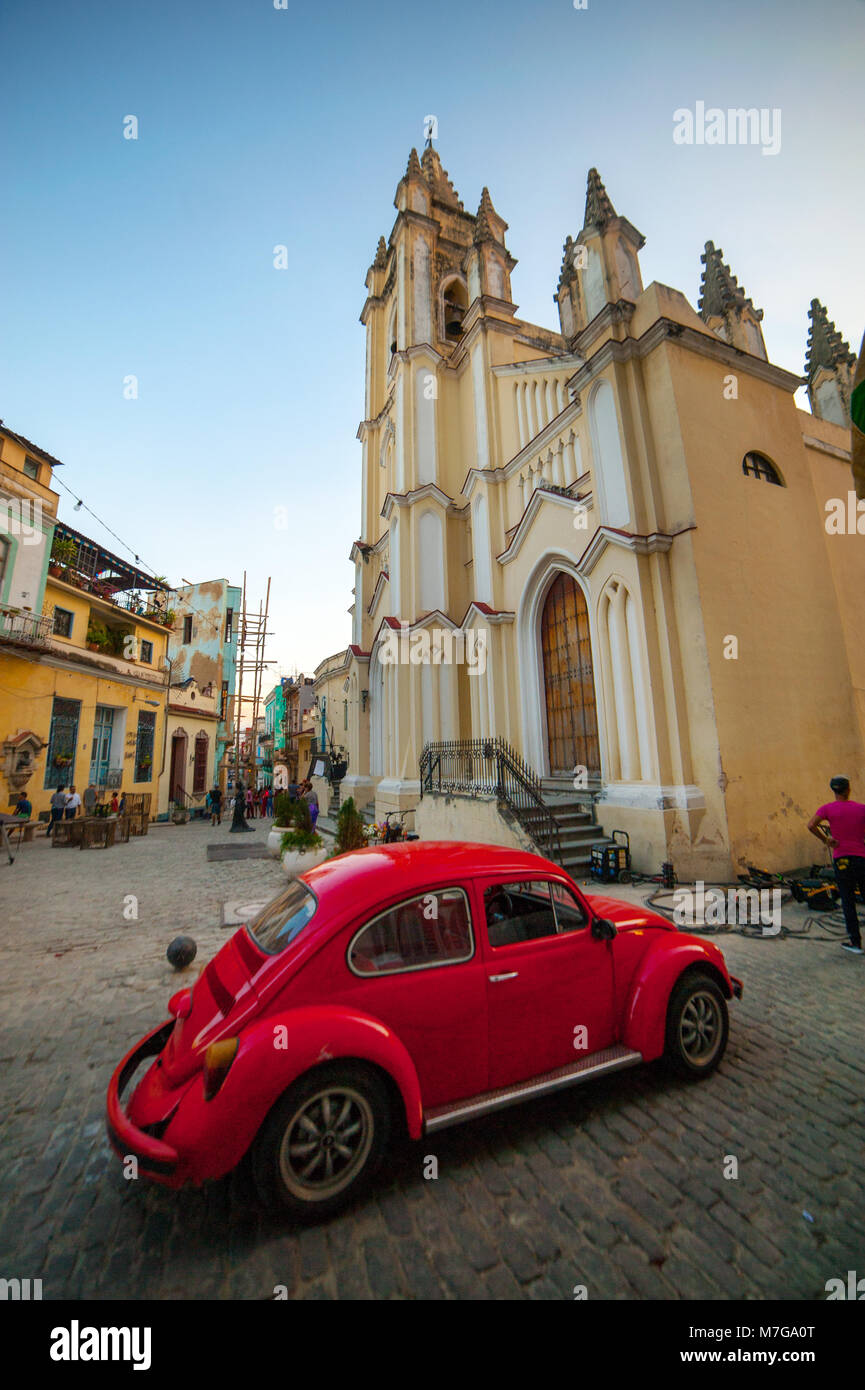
[107,842,742,1217]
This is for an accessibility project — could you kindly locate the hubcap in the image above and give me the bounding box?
[679,989,722,1065]
[278,1086,374,1201]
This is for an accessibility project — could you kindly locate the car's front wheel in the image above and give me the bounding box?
[252,1062,391,1218]
[664,972,728,1078]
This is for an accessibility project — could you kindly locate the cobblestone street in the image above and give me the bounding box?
[0,823,862,1301]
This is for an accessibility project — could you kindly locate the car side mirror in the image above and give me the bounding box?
[592,918,617,941]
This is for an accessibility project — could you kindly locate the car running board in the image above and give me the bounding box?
[424,1044,643,1134]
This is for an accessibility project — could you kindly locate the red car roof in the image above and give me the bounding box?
[301,840,564,919]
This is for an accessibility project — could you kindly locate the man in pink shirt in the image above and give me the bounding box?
[807,777,865,954]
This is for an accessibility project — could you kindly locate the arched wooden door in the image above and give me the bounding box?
[170,732,187,803]
[541,573,600,776]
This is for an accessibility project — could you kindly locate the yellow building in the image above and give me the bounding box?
[1,427,172,816]
[326,148,864,879]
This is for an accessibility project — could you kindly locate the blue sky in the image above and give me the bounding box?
[1,0,862,678]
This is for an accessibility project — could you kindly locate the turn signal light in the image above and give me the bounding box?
[203,1037,239,1101]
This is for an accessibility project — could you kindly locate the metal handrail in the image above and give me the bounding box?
[419,737,561,861]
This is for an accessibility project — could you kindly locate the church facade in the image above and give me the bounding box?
[334,145,864,879]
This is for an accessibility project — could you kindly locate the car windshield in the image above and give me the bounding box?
[248,881,317,954]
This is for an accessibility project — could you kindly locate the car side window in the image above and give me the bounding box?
[550,882,589,932]
[484,881,558,948]
[348,888,473,976]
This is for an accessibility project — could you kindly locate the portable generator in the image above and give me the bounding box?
[591,830,632,884]
[789,877,840,911]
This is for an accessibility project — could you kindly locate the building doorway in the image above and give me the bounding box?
[89,706,114,787]
[169,731,188,805]
[540,572,600,776]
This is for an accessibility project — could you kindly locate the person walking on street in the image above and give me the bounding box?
[301,779,319,832]
[49,786,66,837]
[64,786,81,819]
[209,785,222,826]
[245,786,254,819]
[808,776,865,954]
[110,791,120,814]
[83,782,97,816]
[265,786,273,816]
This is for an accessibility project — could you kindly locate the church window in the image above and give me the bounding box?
[742,452,783,485]
[388,301,398,357]
[442,277,468,341]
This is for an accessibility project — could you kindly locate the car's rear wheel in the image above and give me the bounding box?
[664,972,728,1078]
[252,1062,391,1218]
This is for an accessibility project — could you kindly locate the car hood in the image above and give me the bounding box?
[585,894,674,932]
[160,929,268,1084]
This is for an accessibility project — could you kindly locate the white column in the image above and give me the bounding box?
[608,583,639,780]
[553,443,564,487]
[516,382,527,450]
[626,593,654,780]
[599,595,620,780]
[525,380,537,439]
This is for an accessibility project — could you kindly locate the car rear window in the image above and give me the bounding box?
[348,888,473,976]
[248,881,317,954]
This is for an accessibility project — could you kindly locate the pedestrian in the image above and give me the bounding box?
[83,782,97,816]
[209,784,222,826]
[49,785,66,836]
[808,776,865,955]
[245,785,254,819]
[265,786,273,816]
[110,791,120,814]
[118,791,126,815]
[14,791,32,819]
[302,779,319,832]
[64,785,81,819]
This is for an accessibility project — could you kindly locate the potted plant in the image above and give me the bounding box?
[330,796,366,858]
[160,608,176,629]
[280,798,326,879]
[50,537,79,577]
[266,791,297,855]
[86,620,109,652]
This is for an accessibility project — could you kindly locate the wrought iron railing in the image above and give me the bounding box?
[419,737,562,862]
[0,605,53,647]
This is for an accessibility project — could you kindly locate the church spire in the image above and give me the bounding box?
[373,235,388,270]
[556,170,644,341]
[405,147,423,181]
[473,186,506,245]
[806,299,855,378]
[698,241,766,359]
[420,144,463,209]
[805,299,855,427]
[584,168,617,231]
[698,242,760,320]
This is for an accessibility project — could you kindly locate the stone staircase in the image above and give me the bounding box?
[350,778,609,881]
[539,777,612,879]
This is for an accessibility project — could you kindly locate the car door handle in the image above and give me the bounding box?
[489,971,519,982]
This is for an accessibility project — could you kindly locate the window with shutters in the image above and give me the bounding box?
[193,733,208,794]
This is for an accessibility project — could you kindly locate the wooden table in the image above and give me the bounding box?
[0,814,31,865]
